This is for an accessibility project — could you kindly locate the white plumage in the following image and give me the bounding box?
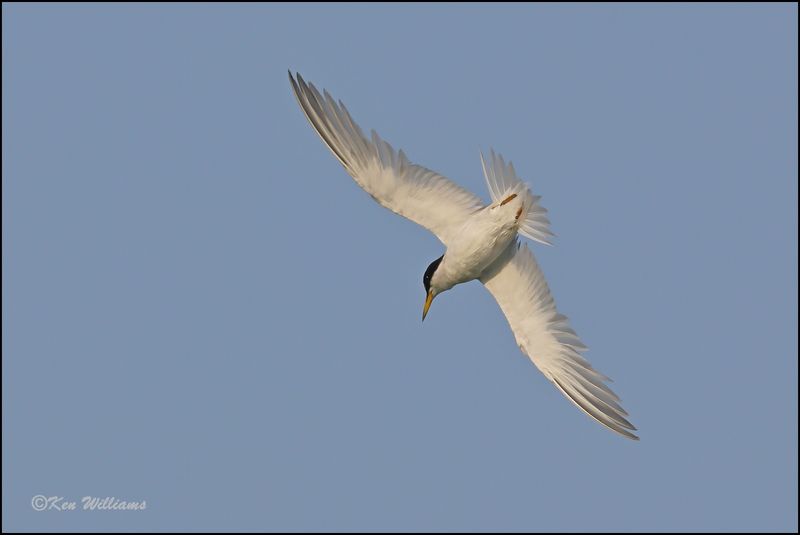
[289,72,638,440]
[289,73,483,245]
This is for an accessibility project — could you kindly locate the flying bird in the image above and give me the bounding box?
[289,72,638,440]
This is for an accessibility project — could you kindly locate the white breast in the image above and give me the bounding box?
[434,198,524,290]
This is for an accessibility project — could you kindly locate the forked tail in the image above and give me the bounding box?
[480,149,555,246]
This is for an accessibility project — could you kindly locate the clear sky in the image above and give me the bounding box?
[3,3,797,532]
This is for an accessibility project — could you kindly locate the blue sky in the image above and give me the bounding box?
[3,3,797,532]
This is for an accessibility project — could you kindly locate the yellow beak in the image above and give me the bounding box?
[422,290,434,321]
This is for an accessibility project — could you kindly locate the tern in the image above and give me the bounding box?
[289,72,638,440]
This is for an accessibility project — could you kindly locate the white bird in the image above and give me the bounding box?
[289,72,638,440]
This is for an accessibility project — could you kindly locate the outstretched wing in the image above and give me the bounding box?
[289,72,485,245]
[481,243,638,440]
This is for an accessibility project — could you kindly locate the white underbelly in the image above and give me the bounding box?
[439,206,520,287]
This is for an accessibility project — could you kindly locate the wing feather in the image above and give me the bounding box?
[289,72,484,244]
[481,243,638,440]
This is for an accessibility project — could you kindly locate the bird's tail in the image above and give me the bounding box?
[480,149,554,246]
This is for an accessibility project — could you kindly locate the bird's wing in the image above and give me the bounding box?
[289,72,485,245]
[481,242,638,440]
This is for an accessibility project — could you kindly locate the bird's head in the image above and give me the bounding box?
[422,255,444,321]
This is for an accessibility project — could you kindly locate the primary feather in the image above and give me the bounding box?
[289,72,484,245]
[481,243,638,440]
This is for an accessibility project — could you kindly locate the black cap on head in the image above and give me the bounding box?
[423,255,444,293]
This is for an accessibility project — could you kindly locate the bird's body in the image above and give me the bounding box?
[435,194,525,291]
[289,72,638,440]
